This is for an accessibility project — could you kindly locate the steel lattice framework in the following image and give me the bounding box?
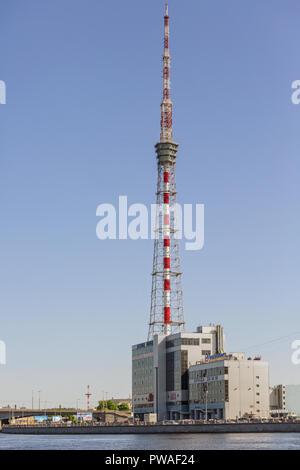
[148,4,185,340]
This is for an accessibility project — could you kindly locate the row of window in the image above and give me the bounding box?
[132,357,153,370]
[132,348,154,358]
[134,341,153,351]
[132,403,153,409]
[189,397,229,404]
[166,337,212,348]
[166,401,189,406]
[190,366,228,379]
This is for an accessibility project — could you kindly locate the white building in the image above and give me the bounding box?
[132,325,225,421]
[270,384,300,417]
[189,353,270,420]
[269,384,286,417]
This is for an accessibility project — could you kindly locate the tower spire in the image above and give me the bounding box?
[160,2,172,143]
[148,4,184,340]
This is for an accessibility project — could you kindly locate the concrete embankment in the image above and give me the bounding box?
[2,423,300,434]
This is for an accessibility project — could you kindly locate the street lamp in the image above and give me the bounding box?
[205,390,208,422]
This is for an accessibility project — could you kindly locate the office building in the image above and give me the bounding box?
[132,326,225,420]
[189,353,270,420]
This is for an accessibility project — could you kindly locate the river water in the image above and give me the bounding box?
[0,433,299,450]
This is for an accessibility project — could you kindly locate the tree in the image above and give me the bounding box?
[96,401,107,411]
[106,400,118,410]
[118,402,130,412]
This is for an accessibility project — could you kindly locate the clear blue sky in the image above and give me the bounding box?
[0,0,299,408]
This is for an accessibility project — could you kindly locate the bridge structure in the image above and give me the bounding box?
[0,408,130,424]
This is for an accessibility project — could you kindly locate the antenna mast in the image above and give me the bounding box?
[85,385,92,411]
[148,3,185,340]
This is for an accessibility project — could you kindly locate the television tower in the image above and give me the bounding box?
[148,3,184,340]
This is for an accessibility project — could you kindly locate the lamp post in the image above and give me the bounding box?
[102,391,105,423]
[205,390,208,422]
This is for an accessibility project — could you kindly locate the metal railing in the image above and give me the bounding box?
[3,417,300,429]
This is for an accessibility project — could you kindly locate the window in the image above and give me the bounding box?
[202,338,211,344]
[167,337,201,348]
[181,350,189,390]
[224,380,229,401]
[166,352,175,391]
[182,338,200,346]
[202,350,211,356]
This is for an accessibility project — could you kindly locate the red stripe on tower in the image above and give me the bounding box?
[164,307,171,324]
[164,257,170,269]
[164,172,169,183]
[163,67,170,79]
[164,238,170,247]
[164,279,170,290]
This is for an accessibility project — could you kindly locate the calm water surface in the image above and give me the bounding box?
[0,433,299,450]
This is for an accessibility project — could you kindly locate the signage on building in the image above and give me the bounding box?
[205,353,226,362]
[52,416,63,423]
[76,412,93,422]
[34,416,48,423]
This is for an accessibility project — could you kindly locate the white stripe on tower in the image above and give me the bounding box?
[163,168,171,334]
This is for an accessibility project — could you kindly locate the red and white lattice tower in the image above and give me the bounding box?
[148,3,184,340]
[85,385,92,411]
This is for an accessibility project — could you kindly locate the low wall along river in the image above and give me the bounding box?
[2,422,300,434]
